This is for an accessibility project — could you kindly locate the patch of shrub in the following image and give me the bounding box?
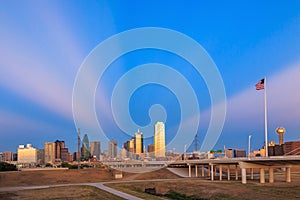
[0,162,17,171]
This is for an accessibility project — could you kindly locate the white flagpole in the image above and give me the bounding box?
[264,77,268,157]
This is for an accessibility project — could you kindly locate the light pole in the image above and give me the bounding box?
[248,135,252,159]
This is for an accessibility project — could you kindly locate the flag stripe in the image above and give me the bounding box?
[255,78,264,90]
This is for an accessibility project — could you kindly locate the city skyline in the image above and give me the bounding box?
[1,1,300,153]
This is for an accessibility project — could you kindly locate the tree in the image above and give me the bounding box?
[0,162,17,171]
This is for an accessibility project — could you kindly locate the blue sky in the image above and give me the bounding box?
[1,1,300,153]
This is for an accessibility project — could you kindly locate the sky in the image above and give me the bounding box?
[1,1,300,154]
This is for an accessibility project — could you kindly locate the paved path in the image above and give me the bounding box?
[0,182,142,200]
[86,182,142,200]
[0,178,188,199]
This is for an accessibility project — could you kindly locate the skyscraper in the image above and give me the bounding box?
[82,134,90,160]
[108,140,117,158]
[90,141,101,160]
[55,140,65,161]
[154,121,166,157]
[17,144,37,166]
[134,129,143,154]
[44,142,55,164]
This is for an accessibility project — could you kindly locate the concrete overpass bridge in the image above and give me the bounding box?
[168,156,300,184]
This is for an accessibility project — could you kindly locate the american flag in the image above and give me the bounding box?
[255,78,264,90]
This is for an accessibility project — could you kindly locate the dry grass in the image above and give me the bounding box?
[0,185,124,200]
[0,167,180,188]
[0,168,114,187]
[109,179,300,200]
[121,168,180,180]
[1,166,300,199]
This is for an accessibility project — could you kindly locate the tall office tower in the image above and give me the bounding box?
[108,140,118,158]
[54,140,65,161]
[147,144,155,158]
[60,148,69,162]
[17,144,37,166]
[134,129,143,154]
[37,149,45,165]
[82,134,90,160]
[3,151,13,162]
[44,142,55,164]
[129,138,135,153]
[154,121,166,157]
[90,141,101,160]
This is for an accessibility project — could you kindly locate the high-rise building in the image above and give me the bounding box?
[82,134,90,160]
[147,144,155,158]
[37,149,45,165]
[55,140,65,161]
[134,129,143,154]
[17,144,37,166]
[154,121,166,157]
[44,142,55,164]
[61,148,70,162]
[3,151,13,162]
[90,141,101,160]
[108,140,118,158]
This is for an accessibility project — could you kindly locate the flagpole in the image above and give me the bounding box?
[264,76,268,157]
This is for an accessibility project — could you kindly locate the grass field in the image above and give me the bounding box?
[108,179,300,200]
[0,185,124,200]
[0,168,114,187]
[1,167,300,199]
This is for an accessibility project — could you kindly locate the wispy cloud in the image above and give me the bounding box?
[179,61,300,151]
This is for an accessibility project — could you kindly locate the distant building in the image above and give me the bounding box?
[154,121,166,157]
[234,149,246,157]
[121,147,127,159]
[44,142,55,164]
[284,141,300,155]
[268,145,284,156]
[73,152,79,161]
[37,149,45,165]
[3,151,13,162]
[108,140,118,158]
[0,152,4,162]
[82,134,90,160]
[17,144,37,166]
[61,148,70,162]
[90,141,101,160]
[225,148,246,158]
[134,130,143,154]
[148,144,155,157]
[55,140,65,161]
[12,153,17,161]
[225,148,233,158]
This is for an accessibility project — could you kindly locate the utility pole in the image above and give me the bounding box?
[78,128,80,170]
[194,134,198,152]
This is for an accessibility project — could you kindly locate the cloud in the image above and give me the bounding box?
[0,4,85,121]
[179,61,300,151]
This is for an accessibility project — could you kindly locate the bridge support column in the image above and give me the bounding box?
[208,166,211,177]
[260,168,265,183]
[219,165,223,181]
[201,165,205,177]
[286,167,291,183]
[195,165,198,177]
[269,168,274,183]
[214,166,217,176]
[235,165,239,180]
[251,168,254,180]
[188,164,192,177]
[241,168,247,184]
[227,166,230,181]
[211,164,214,181]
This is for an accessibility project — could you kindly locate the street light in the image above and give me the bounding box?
[248,135,252,159]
